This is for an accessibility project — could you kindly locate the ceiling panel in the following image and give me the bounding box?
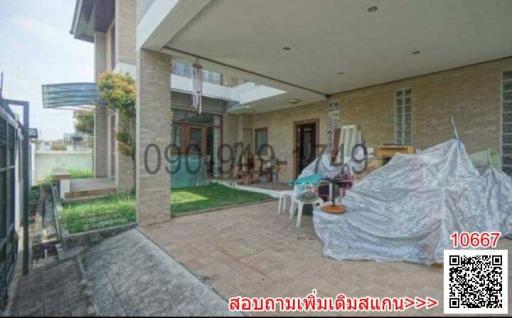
[168,0,512,95]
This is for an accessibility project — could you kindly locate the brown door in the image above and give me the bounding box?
[294,120,318,177]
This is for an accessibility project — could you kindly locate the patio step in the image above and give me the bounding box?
[65,187,117,200]
[65,178,117,200]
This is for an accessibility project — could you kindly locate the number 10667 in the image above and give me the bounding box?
[450,231,501,249]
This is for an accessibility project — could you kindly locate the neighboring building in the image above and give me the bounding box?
[70,0,512,225]
[63,133,93,151]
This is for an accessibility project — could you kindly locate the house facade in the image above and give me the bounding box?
[71,0,512,225]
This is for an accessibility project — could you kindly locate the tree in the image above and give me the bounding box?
[74,111,94,135]
[98,72,136,190]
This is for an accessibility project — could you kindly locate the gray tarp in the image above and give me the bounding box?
[313,139,512,265]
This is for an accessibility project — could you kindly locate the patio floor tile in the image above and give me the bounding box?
[141,201,512,316]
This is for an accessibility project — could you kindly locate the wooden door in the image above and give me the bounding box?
[294,120,319,177]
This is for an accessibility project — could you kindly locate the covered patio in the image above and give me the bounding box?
[134,0,512,226]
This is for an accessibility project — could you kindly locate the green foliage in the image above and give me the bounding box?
[68,169,93,179]
[50,143,66,151]
[29,186,39,205]
[98,71,136,164]
[115,130,135,158]
[74,111,94,135]
[38,174,55,191]
[98,72,136,118]
[59,185,271,234]
[98,72,137,190]
[170,184,271,214]
[61,193,136,234]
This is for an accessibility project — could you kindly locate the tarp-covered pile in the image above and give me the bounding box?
[313,139,512,264]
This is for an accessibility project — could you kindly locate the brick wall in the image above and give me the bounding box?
[335,58,512,153]
[221,113,240,177]
[248,101,329,182]
[231,57,512,182]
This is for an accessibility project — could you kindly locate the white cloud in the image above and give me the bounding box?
[0,0,94,140]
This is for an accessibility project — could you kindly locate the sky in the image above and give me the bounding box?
[0,0,94,140]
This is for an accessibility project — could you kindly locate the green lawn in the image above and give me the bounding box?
[61,193,136,234]
[68,169,94,179]
[60,184,271,234]
[171,184,271,214]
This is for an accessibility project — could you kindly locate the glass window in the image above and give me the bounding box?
[394,88,412,146]
[255,128,268,155]
[186,113,215,125]
[213,115,221,126]
[189,127,203,155]
[171,125,182,150]
[173,110,187,122]
[173,62,192,78]
[173,62,222,85]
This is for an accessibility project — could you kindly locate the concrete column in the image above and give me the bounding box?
[115,112,135,192]
[94,32,108,178]
[115,0,137,66]
[136,49,172,226]
[114,0,137,191]
[95,32,107,79]
[107,112,114,177]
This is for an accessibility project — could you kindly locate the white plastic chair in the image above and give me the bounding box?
[289,196,325,227]
[277,190,294,216]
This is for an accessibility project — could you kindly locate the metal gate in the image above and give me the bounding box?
[0,98,21,302]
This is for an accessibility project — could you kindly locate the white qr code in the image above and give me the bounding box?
[444,249,508,314]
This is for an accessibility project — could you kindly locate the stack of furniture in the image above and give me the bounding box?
[374,145,415,164]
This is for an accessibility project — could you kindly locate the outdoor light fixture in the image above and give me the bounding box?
[287,98,301,105]
[367,5,378,12]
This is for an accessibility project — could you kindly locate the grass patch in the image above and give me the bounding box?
[61,193,136,234]
[68,169,93,179]
[29,186,40,205]
[60,184,272,234]
[171,184,272,214]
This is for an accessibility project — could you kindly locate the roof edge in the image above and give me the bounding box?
[70,0,83,36]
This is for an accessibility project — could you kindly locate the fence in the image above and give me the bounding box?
[0,98,23,304]
[33,151,92,185]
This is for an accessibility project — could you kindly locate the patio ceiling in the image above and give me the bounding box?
[140,0,512,112]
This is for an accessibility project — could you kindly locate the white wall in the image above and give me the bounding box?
[33,151,93,184]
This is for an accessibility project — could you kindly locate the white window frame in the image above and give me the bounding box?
[394,88,412,145]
